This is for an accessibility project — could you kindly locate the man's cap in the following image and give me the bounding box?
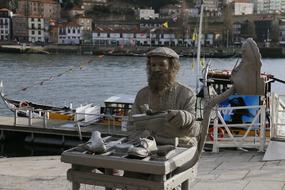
[147,47,179,59]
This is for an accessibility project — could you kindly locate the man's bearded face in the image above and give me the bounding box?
[147,57,177,93]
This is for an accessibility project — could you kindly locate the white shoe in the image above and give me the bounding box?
[128,136,157,158]
[140,136,158,152]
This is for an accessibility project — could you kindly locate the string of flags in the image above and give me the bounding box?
[162,16,178,29]
[191,57,206,71]
[7,59,94,96]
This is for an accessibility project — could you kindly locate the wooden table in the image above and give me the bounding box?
[61,138,197,190]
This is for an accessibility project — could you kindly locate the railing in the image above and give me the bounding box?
[270,93,285,141]
[211,104,266,152]
[1,106,127,140]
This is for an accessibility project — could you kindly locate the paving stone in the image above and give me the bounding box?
[263,160,280,166]
[246,169,285,182]
[215,161,264,170]
[191,180,249,190]
[243,180,285,190]
[198,160,223,170]
[212,170,249,180]
[217,154,255,162]
[195,173,219,180]
[279,160,285,166]
[1,152,285,190]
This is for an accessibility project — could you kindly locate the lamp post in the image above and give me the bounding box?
[149,28,156,48]
[149,29,151,48]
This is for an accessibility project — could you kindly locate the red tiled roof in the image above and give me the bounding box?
[93,25,173,33]
[71,5,84,11]
[255,15,273,21]
[59,21,81,28]
[234,0,250,3]
[18,0,59,4]
[74,14,92,19]
[29,15,44,19]
[0,8,12,12]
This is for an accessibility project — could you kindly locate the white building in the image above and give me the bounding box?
[28,16,44,43]
[203,0,222,16]
[256,0,285,14]
[159,4,181,18]
[91,27,192,47]
[138,9,159,20]
[0,8,13,41]
[279,19,285,45]
[234,0,254,15]
[58,22,83,44]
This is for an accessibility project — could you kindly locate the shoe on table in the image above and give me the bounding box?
[128,136,157,158]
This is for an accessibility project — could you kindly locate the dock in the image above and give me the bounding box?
[0,150,284,190]
[0,115,125,146]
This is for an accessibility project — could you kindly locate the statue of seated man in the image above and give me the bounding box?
[128,47,200,148]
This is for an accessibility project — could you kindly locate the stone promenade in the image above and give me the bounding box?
[0,150,284,190]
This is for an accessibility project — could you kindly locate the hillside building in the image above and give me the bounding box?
[0,8,13,41]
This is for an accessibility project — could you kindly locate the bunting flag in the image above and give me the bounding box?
[162,21,169,29]
[200,57,206,68]
[8,59,93,96]
[192,33,198,41]
[191,57,195,71]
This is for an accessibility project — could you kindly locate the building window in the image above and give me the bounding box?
[32,23,35,29]
[38,18,41,22]
[31,18,34,21]
[68,29,71,33]
[38,31,41,35]
[73,29,76,33]
[32,30,35,35]
[38,24,41,29]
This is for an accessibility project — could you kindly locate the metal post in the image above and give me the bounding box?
[260,105,266,152]
[196,3,204,93]
[62,135,65,145]
[43,111,47,128]
[149,30,151,48]
[14,110,17,126]
[270,93,275,138]
[28,109,32,126]
[0,130,4,141]
[212,109,219,153]
[226,29,229,48]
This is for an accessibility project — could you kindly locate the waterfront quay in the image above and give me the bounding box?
[0,150,284,190]
[0,43,239,58]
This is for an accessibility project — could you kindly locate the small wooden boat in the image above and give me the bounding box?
[0,81,100,121]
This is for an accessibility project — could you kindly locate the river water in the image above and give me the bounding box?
[0,53,285,109]
[0,53,284,157]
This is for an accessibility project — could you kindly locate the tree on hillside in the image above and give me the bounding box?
[270,16,279,44]
[127,0,179,11]
[61,0,82,9]
[223,4,233,46]
[240,20,256,40]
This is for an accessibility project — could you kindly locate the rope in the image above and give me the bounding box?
[272,77,285,84]
[5,59,93,97]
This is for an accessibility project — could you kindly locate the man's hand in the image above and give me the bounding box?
[166,110,185,128]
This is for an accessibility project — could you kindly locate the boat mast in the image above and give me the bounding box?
[196,1,204,93]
